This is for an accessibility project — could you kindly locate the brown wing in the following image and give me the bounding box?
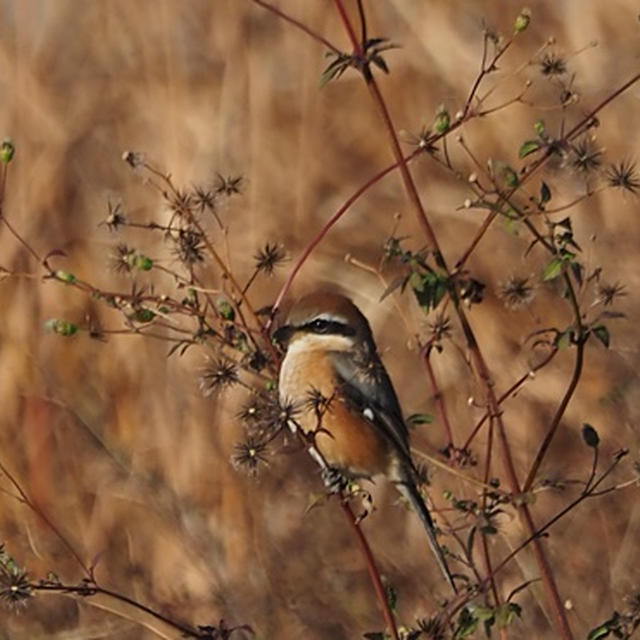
[331,348,413,467]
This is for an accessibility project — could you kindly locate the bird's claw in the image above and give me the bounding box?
[321,467,348,494]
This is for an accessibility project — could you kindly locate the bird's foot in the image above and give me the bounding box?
[321,466,348,494]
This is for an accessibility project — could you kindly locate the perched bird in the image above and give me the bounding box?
[274,291,457,593]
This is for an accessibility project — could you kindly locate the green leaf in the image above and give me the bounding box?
[0,139,15,164]
[454,608,479,639]
[554,329,573,350]
[542,257,563,281]
[534,119,546,136]
[592,325,610,348]
[581,423,600,448]
[406,413,434,425]
[54,269,77,284]
[495,603,522,628]
[472,606,495,623]
[519,139,541,158]
[410,271,449,312]
[133,308,155,323]
[587,624,612,640]
[434,105,450,134]
[384,580,397,612]
[44,318,78,337]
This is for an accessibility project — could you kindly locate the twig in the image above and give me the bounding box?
[339,500,400,640]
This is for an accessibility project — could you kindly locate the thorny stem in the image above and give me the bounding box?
[331,2,573,637]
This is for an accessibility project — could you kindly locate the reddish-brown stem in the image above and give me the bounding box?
[269,148,421,321]
[422,348,455,448]
[332,3,574,637]
[523,328,585,492]
[454,71,640,271]
[462,348,558,452]
[339,500,399,640]
[462,35,514,118]
[249,0,341,54]
[480,418,501,607]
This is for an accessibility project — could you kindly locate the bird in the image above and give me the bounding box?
[274,291,457,593]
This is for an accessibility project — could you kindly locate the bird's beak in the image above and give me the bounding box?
[272,324,294,348]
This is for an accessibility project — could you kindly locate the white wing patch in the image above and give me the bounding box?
[363,407,375,421]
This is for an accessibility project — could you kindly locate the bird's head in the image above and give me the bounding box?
[273,292,375,354]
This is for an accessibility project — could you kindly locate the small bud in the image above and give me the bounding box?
[0,139,15,164]
[434,104,450,134]
[216,297,235,321]
[133,254,153,271]
[468,173,478,184]
[581,423,600,448]
[132,308,155,323]
[463,198,472,208]
[534,119,546,136]
[514,8,531,34]
[455,110,464,121]
[54,269,77,284]
[44,318,78,337]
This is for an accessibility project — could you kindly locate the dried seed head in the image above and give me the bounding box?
[606,160,640,195]
[539,52,567,76]
[254,243,287,275]
[232,437,269,477]
[173,228,206,265]
[596,281,626,307]
[199,357,239,396]
[498,275,536,310]
[0,565,32,612]
[215,174,244,196]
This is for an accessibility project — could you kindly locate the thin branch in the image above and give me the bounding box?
[0,457,90,575]
[339,500,400,640]
[248,0,341,54]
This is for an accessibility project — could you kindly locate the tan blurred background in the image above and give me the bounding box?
[1,1,639,638]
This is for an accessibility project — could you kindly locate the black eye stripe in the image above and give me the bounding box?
[303,319,356,336]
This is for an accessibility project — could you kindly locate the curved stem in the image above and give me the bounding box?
[248,0,341,54]
[339,500,400,640]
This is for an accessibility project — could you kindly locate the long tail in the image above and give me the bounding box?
[396,479,458,594]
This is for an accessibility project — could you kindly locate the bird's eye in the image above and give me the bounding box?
[310,319,332,333]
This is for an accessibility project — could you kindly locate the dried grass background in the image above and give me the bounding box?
[1,1,639,638]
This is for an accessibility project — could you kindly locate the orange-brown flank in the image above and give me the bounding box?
[279,345,391,478]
